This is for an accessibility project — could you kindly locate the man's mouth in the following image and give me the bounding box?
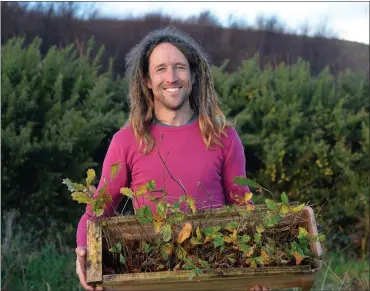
[164,87,181,93]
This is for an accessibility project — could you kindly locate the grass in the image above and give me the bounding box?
[1,210,368,291]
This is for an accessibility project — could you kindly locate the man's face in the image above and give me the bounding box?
[146,42,193,112]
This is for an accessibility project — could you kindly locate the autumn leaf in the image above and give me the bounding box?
[153,214,163,233]
[298,227,309,240]
[147,180,156,191]
[259,249,270,265]
[185,194,196,214]
[71,192,93,204]
[230,192,244,204]
[294,251,304,265]
[156,202,167,219]
[244,192,253,203]
[246,258,257,270]
[161,243,173,259]
[224,230,238,244]
[239,244,254,257]
[247,203,255,211]
[86,169,96,185]
[279,204,290,214]
[176,245,187,260]
[177,223,192,244]
[256,224,265,234]
[190,238,203,245]
[196,227,202,240]
[120,187,135,198]
[290,203,305,213]
[110,162,121,180]
[136,184,148,197]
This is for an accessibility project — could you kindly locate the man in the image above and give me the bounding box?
[75,27,269,291]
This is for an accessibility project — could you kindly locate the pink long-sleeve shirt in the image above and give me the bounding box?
[76,120,249,247]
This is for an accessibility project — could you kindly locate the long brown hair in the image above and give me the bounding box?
[125,26,233,153]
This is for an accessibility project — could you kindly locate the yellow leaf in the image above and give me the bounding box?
[153,215,163,233]
[250,259,257,270]
[256,224,265,233]
[110,162,121,180]
[245,245,255,257]
[260,249,270,265]
[190,237,203,245]
[280,204,290,214]
[196,227,202,240]
[136,184,148,197]
[244,192,253,203]
[230,192,244,204]
[247,203,255,211]
[86,169,96,185]
[177,223,192,244]
[185,194,196,214]
[290,203,305,213]
[71,192,93,204]
[294,251,304,265]
[298,227,309,238]
[224,230,237,244]
[204,236,213,244]
[120,187,135,198]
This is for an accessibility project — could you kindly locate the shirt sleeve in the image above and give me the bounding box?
[76,132,129,247]
[222,127,250,205]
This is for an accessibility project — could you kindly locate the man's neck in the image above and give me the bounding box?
[154,107,195,127]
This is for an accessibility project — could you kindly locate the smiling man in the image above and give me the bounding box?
[75,27,269,291]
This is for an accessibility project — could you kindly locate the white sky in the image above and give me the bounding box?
[96,1,369,44]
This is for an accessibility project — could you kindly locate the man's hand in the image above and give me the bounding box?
[250,286,270,291]
[75,247,104,291]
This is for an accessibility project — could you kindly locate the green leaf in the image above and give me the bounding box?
[173,202,180,209]
[233,176,261,188]
[254,233,262,245]
[176,245,187,260]
[109,242,122,253]
[238,234,251,243]
[91,200,105,217]
[63,178,85,192]
[161,223,172,242]
[204,226,221,237]
[119,254,126,265]
[239,244,252,254]
[71,192,93,204]
[281,192,289,204]
[136,205,153,224]
[110,162,121,180]
[86,169,96,185]
[168,212,185,223]
[298,227,309,240]
[157,202,167,218]
[178,195,185,203]
[265,199,278,211]
[225,221,238,232]
[213,234,225,248]
[142,242,153,254]
[120,187,135,198]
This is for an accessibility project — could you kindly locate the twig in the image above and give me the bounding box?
[198,182,213,211]
[157,150,187,195]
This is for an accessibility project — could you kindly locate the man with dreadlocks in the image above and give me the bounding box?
[75,27,269,291]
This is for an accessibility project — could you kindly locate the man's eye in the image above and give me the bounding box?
[156,67,165,72]
[175,66,185,70]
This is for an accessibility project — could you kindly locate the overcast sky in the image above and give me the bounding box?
[96,1,369,44]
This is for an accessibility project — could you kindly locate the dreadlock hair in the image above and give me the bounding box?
[125,26,233,154]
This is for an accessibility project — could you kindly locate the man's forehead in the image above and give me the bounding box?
[149,43,189,66]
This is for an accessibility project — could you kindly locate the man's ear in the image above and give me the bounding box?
[146,77,152,89]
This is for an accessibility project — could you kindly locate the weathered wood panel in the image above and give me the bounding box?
[86,220,103,284]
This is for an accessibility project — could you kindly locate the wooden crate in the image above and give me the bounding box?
[86,206,323,291]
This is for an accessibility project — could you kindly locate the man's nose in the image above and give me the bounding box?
[165,67,178,83]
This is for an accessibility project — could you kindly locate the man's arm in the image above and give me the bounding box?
[76,132,130,247]
[222,127,250,204]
